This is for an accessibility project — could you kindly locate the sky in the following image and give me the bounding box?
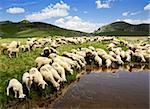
[0,0,149,32]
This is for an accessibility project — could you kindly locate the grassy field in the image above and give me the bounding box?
[0,39,109,108]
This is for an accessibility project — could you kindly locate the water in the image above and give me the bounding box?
[52,65,149,109]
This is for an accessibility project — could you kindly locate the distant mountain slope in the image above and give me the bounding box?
[0,20,88,38]
[94,21,150,36]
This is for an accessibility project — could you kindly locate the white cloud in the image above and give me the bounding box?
[122,11,140,16]
[144,3,150,11]
[83,11,88,14]
[6,7,25,14]
[55,16,100,32]
[130,11,141,16]
[95,0,111,9]
[25,1,70,21]
[116,18,150,24]
[122,11,129,16]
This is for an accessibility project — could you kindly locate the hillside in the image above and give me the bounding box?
[94,21,150,36]
[0,20,88,38]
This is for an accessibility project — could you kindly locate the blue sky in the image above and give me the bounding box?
[0,0,149,32]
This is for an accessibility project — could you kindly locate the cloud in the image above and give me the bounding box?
[95,0,111,9]
[25,1,70,21]
[55,16,100,32]
[83,11,88,14]
[122,11,129,16]
[6,7,25,14]
[130,11,141,16]
[144,3,150,11]
[116,18,150,24]
[122,11,140,16]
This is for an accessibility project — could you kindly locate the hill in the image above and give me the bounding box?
[0,20,88,38]
[94,21,150,36]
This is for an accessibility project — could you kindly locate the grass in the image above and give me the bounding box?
[0,39,109,108]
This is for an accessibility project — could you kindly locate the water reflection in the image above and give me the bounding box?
[53,64,149,109]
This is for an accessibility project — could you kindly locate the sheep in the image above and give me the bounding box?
[0,43,9,54]
[19,44,30,52]
[22,72,33,92]
[7,78,26,98]
[8,41,20,49]
[42,64,63,83]
[29,68,47,89]
[107,43,116,49]
[106,59,112,68]
[52,62,67,82]
[35,57,52,69]
[93,52,102,66]
[40,65,60,90]
[59,56,81,69]
[7,47,19,58]
[50,54,73,75]
[116,55,124,65]
[62,52,86,68]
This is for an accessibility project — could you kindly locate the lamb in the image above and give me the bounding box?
[29,68,47,89]
[35,57,52,69]
[7,78,26,98]
[22,72,33,92]
[40,65,60,89]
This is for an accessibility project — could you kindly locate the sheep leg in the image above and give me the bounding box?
[16,52,18,58]
[7,86,11,96]
[14,90,17,98]
[8,52,12,58]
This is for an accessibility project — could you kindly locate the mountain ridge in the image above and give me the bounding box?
[0,20,88,38]
[94,21,150,36]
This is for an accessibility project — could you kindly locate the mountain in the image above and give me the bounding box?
[94,21,150,36]
[0,20,88,38]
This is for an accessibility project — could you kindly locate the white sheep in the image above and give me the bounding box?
[29,68,47,89]
[116,55,124,65]
[51,56,73,75]
[52,62,67,82]
[106,59,112,68]
[7,78,26,98]
[43,64,63,83]
[7,47,19,58]
[22,72,33,92]
[93,52,102,66]
[40,65,60,90]
[35,57,52,69]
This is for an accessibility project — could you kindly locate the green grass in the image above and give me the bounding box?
[0,21,87,38]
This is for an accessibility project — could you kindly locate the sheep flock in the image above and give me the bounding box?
[1,36,149,102]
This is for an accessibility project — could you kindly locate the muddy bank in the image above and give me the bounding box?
[5,64,149,109]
